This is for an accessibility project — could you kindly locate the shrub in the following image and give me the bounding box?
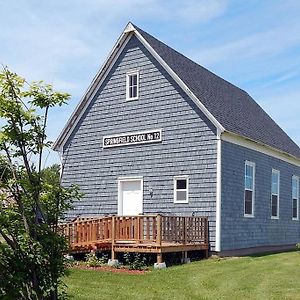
[123,252,147,270]
[85,252,108,267]
[85,252,101,267]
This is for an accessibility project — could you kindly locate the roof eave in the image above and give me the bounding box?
[222,131,300,167]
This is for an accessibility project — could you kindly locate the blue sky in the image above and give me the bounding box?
[1,0,300,166]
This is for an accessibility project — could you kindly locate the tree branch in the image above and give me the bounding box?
[2,143,30,234]
[0,229,16,250]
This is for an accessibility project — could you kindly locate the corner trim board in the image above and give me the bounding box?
[215,129,222,252]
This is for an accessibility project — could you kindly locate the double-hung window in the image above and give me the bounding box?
[271,169,280,219]
[244,161,255,217]
[126,71,139,100]
[174,176,189,204]
[292,176,299,220]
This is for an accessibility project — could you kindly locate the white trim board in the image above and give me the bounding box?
[215,129,222,252]
[222,131,300,167]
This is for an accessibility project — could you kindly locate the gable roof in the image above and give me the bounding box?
[134,25,300,160]
[54,22,300,162]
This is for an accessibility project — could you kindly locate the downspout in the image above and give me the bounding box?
[215,128,222,252]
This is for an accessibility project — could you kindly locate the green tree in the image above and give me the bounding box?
[0,67,81,299]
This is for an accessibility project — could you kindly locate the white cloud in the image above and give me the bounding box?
[191,22,300,66]
[256,88,300,146]
[178,0,228,23]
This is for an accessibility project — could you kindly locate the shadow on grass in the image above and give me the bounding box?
[247,248,298,258]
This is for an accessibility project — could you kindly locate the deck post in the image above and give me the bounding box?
[154,215,166,269]
[108,216,119,266]
[154,252,166,269]
[137,216,141,243]
[157,214,162,246]
[181,250,190,264]
[111,216,116,259]
[157,253,163,264]
[183,217,187,245]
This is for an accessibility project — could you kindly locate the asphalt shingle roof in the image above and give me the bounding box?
[135,25,300,159]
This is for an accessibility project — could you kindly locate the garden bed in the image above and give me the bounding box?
[70,264,148,275]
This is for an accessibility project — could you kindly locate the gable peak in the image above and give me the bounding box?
[124,22,136,33]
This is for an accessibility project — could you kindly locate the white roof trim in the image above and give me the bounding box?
[133,29,225,133]
[53,22,224,150]
[222,131,300,167]
[124,22,136,33]
[53,23,134,150]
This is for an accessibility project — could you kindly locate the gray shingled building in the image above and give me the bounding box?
[54,23,300,255]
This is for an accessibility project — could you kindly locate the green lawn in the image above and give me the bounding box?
[65,251,300,300]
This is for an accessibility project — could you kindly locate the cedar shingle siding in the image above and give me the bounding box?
[221,141,300,250]
[62,36,219,249]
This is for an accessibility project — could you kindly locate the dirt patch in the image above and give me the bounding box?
[71,264,148,275]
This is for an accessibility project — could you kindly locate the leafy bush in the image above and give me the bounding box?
[86,252,101,267]
[85,252,108,267]
[296,243,300,251]
[99,253,109,265]
[123,252,147,270]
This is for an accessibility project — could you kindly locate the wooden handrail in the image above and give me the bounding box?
[60,215,209,249]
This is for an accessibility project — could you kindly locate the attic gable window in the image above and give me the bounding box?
[126,71,139,101]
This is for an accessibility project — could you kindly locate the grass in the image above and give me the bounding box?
[65,251,300,300]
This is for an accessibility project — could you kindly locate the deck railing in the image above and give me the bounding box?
[60,215,208,249]
[61,216,112,246]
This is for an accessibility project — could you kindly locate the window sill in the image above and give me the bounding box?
[271,216,279,220]
[125,97,139,102]
[292,218,299,221]
[244,214,254,218]
[174,201,189,204]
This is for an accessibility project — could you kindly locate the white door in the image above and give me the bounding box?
[118,179,143,216]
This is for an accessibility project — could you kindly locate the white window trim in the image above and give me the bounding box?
[271,169,280,219]
[244,161,255,218]
[292,175,299,221]
[174,176,189,204]
[126,70,139,101]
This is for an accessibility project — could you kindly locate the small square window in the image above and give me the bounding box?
[126,71,139,100]
[174,176,189,203]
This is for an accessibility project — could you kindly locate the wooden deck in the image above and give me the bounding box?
[60,215,209,263]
